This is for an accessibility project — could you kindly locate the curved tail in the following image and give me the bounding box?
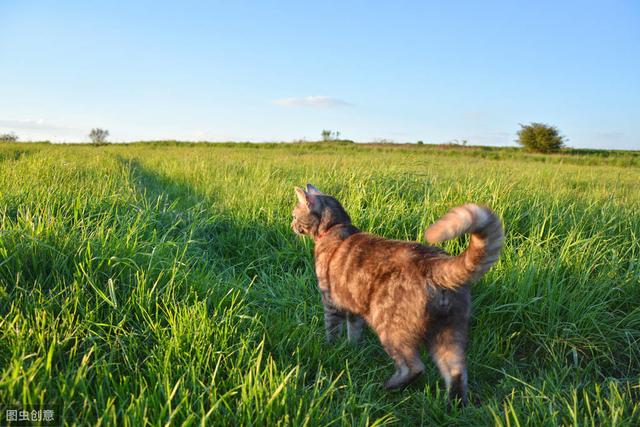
[426,204,504,288]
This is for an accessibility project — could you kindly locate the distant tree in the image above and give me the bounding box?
[416,140,424,145]
[0,133,18,142]
[89,128,109,145]
[321,129,332,141]
[321,130,343,142]
[517,123,565,153]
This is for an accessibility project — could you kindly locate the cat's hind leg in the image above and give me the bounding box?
[381,339,425,389]
[428,324,468,404]
[346,313,365,345]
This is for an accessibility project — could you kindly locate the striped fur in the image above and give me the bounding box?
[426,204,504,289]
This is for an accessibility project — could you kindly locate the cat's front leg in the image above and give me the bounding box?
[346,313,365,345]
[321,290,345,343]
[323,302,345,343]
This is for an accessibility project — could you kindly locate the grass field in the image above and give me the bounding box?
[1,141,639,426]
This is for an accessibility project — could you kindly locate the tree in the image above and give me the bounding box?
[0,133,18,142]
[89,128,109,145]
[321,130,342,142]
[321,130,332,141]
[516,123,565,153]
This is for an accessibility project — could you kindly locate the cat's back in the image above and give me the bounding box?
[330,232,448,275]
[323,232,450,314]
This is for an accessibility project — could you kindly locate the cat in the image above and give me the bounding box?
[291,183,503,404]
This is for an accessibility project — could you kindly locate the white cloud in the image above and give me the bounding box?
[0,118,85,141]
[273,96,352,108]
[0,118,63,130]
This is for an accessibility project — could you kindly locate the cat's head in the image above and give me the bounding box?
[291,183,351,238]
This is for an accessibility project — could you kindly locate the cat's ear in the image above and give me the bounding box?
[306,183,323,195]
[294,187,306,204]
[294,187,317,207]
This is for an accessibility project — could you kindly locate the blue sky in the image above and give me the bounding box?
[1,1,638,149]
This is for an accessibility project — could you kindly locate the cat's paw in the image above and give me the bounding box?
[384,369,422,390]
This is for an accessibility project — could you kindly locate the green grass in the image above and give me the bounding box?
[0,141,639,426]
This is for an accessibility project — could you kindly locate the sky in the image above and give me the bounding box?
[1,1,639,149]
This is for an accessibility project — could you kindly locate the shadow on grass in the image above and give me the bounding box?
[115,155,398,409]
[0,144,40,163]
[116,155,308,277]
[114,156,404,371]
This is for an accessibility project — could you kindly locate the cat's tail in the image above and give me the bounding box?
[425,204,504,289]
